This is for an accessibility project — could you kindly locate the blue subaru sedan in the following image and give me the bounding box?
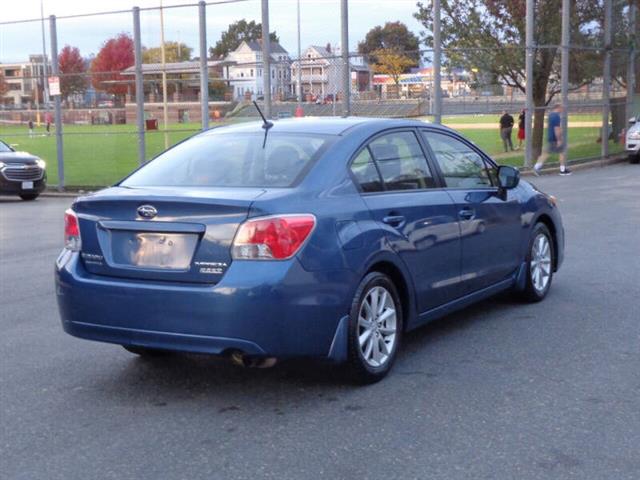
[56,117,564,383]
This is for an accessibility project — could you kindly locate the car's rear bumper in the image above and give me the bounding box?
[55,251,355,359]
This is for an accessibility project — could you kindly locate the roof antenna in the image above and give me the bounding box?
[253,101,273,149]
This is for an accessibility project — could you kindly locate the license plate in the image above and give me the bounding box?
[22,181,34,190]
[111,231,197,270]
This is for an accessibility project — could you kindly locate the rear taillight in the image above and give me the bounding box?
[64,209,81,251]
[232,214,316,260]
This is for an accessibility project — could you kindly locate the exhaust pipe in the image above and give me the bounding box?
[230,351,277,369]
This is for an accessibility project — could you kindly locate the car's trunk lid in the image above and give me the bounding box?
[74,186,265,283]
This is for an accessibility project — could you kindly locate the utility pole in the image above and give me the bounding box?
[297,0,302,106]
[602,0,612,159]
[524,0,535,167]
[49,15,64,191]
[160,0,169,149]
[38,0,49,126]
[627,0,637,123]
[261,0,272,118]
[340,0,350,116]
[133,6,146,165]
[199,1,209,130]
[560,0,570,160]
[433,0,442,124]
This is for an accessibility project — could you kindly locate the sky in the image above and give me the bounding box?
[0,0,425,63]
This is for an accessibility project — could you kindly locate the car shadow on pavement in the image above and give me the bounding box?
[88,291,532,405]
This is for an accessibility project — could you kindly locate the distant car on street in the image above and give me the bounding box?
[625,115,639,164]
[55,117,564,383]
[0,140,47,200]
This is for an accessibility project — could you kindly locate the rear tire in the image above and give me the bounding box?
[521,223,555,302]
[19,193,39,201]
[346,272,403,384]
[122,345,170,357]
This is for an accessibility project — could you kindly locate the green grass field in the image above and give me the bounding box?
[0,114,623,187]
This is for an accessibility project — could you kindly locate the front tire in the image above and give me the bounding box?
[19,193,39,201]
[630,153,639,164]
[346,272,403,384]
[521,223,555,302]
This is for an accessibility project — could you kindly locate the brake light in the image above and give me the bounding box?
[232,214,316,260]
[64,209,81,251]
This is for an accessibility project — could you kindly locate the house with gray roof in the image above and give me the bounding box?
[290,44,371,101]
[224,40,291,100]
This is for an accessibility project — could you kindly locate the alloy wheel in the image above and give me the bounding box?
[530,233,552,293]
[357,286,398,368]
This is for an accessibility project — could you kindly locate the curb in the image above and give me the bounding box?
[519,154,628,177]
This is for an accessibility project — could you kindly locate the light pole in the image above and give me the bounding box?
[160,0,169,149]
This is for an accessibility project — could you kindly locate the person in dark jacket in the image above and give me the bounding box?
[499,110,515,152]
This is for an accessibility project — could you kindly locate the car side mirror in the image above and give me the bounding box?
[497,165,520,190]
[629,117,637,125]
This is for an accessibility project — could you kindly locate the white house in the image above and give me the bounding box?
[290,44,371,100]
[224,40,291,100]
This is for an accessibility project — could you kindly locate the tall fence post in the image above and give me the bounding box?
[261,0,272,118]
[560,0,570,160]
[199,1,209,129]
[296,0,302,106]
[601,0,612,159]
[341,0,350,117]
[433,0,442,124]
[524,0,535,167]
[49,15,64,191]
[133,7,146,165]
[627,0,637,123]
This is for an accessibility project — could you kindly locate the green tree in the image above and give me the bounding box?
[0,71,8,97]
[209,79,229,100]
[372,48,415,87]
[415,0,602,158]
[358,21,420,68]
[142,41,193,64]
[209,20,278,59]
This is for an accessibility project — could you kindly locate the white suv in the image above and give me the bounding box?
[626,116,640,164]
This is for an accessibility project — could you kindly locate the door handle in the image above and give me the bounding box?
[458,207,475,220]
[382,215,406,228]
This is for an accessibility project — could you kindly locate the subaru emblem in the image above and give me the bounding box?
[137,205,157,219]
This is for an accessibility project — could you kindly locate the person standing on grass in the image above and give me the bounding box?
[499,110,515,152]
[517,109,525,149]
[28,120,34,138]
[534,104,572,176]
[45,112,52,136]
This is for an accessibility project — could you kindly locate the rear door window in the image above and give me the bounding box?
[350,148,383,193]
[367,131,435,191]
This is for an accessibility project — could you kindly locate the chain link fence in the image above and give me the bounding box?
[0,0,637,189]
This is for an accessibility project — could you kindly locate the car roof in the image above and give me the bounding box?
[202,117,447,137]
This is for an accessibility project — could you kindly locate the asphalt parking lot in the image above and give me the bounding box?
[1,163,639,480]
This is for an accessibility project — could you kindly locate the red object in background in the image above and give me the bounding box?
[145,119,158,131]
[295,105,304,117]
[90,33,135,96]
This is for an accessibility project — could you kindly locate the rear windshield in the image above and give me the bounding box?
[121,132,331,188]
